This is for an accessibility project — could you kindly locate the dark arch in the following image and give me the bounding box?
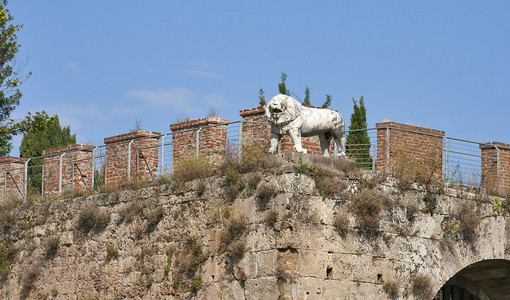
[435,259,510,300]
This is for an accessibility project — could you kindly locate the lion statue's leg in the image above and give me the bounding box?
[331,125,347,158]
[319,132,332,157]
[268,132,281,154]
[288,128,306,153]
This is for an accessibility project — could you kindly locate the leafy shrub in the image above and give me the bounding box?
[191,276,202,294]
[77,204,110,233]
[383,279,399,299]
[350,188,383,231]
[172,237,210,293]
[0,241,17,286]
[106,244,119,262]
[412,274,432,299]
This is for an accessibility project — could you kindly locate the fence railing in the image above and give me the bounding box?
[0,120,506,202]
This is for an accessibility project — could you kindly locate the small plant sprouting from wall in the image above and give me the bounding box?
[77,204,110,233]
[333,212,349,236]
[43,237,60,260]
[256,182,277,209]
[20,264,41,298]
[0,241,17,286]
[118,201,144,224]
[458,202,480,241]
[412,274,433,299]
[172,237,210,294]
[106,244,119,262]
[145,205,164,233]
[382,279,399,299]
[350,188,383,232]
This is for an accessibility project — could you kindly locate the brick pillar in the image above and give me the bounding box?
[0,156,26,201]
[480,142,510,193]
[104,131,160,185]
[239,105,333,155]
[42,144,95,197]
[376,121,445,174]
[170,117,229,166]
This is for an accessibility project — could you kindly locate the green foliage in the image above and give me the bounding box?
[321,94,332,108]
[493,197,503,215]
[19,114,76,192]
[278,72,290,95]
[190,276,202,294]
[0,241,17,286]
[303,86,311,105]
[258,88,266,106]
[346,96,372,168]
[0,1,32,155]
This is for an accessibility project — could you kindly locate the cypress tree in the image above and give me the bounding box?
[278,72,290,95]
[322,94,332,108]
[303,87,311,105]
[19,115,76,193]
[346,96,372,168]
[258,88,266,106]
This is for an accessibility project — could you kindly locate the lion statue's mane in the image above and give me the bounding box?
[265,94,346,157]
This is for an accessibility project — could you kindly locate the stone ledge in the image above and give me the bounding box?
[170,117,229,131]
[104,131,161,144]
[376,121,445,136]
[42,144,95,156]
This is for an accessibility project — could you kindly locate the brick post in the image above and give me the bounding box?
[104,131,161,185]
[239,105,333,155]
[0,156,26,201]
[170,117,229,166]
[480,142,510,193]
[42,144,95,197]
[376,121,445,175]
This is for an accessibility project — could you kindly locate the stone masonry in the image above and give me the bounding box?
[0,155,509,299]
[0,156,26,201]
[104,131,160,185]
[170,117,229,166]
[376,121,445,174]
[480,142,510,193]
[42,144,95,197]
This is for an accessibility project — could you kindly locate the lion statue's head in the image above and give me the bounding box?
[265,94,302,125]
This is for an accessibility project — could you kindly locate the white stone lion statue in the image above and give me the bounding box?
[265,94,346,157]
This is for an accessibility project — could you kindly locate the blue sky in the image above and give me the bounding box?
[7,1,510,155]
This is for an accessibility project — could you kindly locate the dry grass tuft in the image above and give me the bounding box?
[350,188,383,231]
[77,204,110,233]
[412,274,432,299]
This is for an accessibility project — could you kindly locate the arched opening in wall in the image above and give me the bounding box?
[434,259,510,300]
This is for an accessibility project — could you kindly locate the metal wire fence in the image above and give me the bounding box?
[0,120,505,201]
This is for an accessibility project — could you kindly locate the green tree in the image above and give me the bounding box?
[346,96,372,168]
[322,94,332,108]
[0,0,32,156]
[278,72,290,95]
[303,86,311,105]
[19,114,76,193]
[258,88,266,106]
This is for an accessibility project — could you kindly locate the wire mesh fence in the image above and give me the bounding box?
[0,120,506,201]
